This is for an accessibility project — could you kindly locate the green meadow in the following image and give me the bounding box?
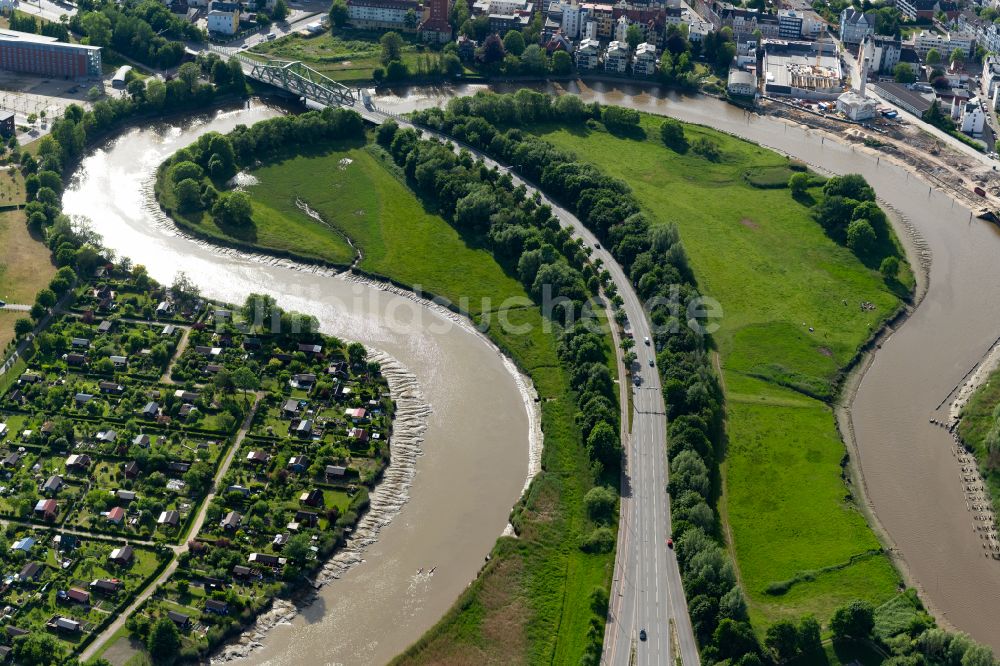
[532,114,908,628]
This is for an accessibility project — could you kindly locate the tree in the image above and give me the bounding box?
[846,218,876,253]
[479,34,506,66]
[586,420,620,467]
[14,318,33,337]
[893,62,916,83]
[147,616,181,664]
[81,11,112,47]
[271,0,289,20]
[232,365,259,406]
[823,173,875,201]
[660,118,688,153]
[584,485,617,522]
[962,644,996,666]
[178,62,201,93]
[764,620,800,661]
[174,178,203,212]
[521,44,548,74]
[212,191,252,226]
[797,614,822,654]
[35,288,56,308]
[830,600,875,639]
[713,619,760,661]
[552,49,572,74]
[926,47,941,65]
[788,172,811,196]
[380,31,404,66]
[330,0,348,27]
[879,255,900,279]
[442,52,463,76]
[284,533,311,566]
[348,341,367,365]
[626,23,643,50]
[13,633,66,665]
[503,30,525,56]
[950,47,965,65]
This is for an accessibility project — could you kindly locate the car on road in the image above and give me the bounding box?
[639,629,647,641]
[0,300,5,308]
[633,375,641,386]
[594,242,601,249]
[648,358,654,367]
[643,336,649,345]
[667,537,673,549]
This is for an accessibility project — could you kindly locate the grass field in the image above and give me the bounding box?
[159,135,618,664]
[532,115,908,629]
[0,200,53,351]
[958,368,1000,512]
[251,30,431,84]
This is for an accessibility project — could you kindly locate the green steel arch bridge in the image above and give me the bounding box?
[245,57,356,107]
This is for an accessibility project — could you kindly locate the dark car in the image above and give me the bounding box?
[639,629,647,641]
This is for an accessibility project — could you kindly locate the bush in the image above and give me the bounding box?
[830,599,875,639]
[660,118,688,153]
[691,137,721,161]
[583,486,617,522]
[602,106,640,130]
[580,526,615,553]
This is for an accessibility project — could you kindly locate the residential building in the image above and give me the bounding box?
[895,0,958,22]
[207,7,240,35]
[960,96,986,134]
[0,29,101,79]
[839,8,872,46]
[910,30,974,59]
[419,0,452,42]
[560,0,587,39]
[633,42,657,76]
[489,11,530,34]
[347,0,421,30]
[577,37,601,70]
[614,14,629,41]
[867,34,901,74]
[604,40,629,73]
[777,9,803,40]
[982,55,1000,109]
[727,67,757,96]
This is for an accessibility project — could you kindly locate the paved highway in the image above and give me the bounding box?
[371,111,700,666]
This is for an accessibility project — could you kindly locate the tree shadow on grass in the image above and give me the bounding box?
[605,124,647,142]
[791,190,816,207]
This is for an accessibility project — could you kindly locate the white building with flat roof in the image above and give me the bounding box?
[633,42,658,76]
[910,30,974,59]
[604,40,629,73]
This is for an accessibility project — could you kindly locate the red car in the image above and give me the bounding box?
[667,538,674,549]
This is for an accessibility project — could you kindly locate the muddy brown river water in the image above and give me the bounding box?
[64,84,1000,662]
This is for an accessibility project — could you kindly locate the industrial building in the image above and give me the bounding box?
[761,40,843,99]
[0,29,101,79]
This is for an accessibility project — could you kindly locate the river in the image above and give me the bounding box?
[63,84,1000,659]
[371,81,1000,647]
[61,101,537,666]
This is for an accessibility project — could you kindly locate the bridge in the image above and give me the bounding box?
[248,59,356,107]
